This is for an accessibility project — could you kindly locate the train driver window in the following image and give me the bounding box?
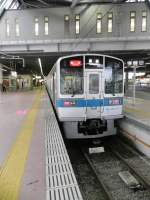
[105,57,123,94]
[60,57,83,95]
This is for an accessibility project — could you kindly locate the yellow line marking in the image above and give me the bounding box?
[0,90,43,200]
[120,128,150,149]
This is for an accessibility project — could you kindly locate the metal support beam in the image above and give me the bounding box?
[36,0,49,6]
[145,0,150,9]
[18,0,27,8]
[23,1,41,8]
[71,0,80,8]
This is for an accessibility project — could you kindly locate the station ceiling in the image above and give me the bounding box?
[0,0,149,76]
[0,50,150,77]
[15,0,146,9]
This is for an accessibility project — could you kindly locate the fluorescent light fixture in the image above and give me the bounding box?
[11,71,17,77]
[38,58,44,77]
[0,67,7,71]
[35,75,41,79]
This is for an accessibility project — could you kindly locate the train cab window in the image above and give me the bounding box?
[60,57,83,95]
[105,57,123,94]
[89,74,99,94]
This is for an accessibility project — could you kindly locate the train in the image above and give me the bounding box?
[46,54,124,139]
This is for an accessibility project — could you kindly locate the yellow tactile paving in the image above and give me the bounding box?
[0,90,43,200]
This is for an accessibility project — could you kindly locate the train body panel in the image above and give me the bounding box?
[46,53,124,139]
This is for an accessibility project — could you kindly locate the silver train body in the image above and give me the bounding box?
[46,54,124,139]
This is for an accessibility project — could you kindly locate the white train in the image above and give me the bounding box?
[46,54,124,139]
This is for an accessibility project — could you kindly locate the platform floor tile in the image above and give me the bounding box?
[45,105,83,200]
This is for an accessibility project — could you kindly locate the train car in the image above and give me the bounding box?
[46,54,124,139]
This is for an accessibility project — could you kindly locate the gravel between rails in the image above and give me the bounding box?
[108,138,150,190]
[66,140,150,200]
[66,142,111,200]
[90,148,150,200]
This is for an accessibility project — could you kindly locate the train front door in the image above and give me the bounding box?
[85,70,104,119]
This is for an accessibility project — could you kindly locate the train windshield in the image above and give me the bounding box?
[105,57,123,94]
[60,56,84,95]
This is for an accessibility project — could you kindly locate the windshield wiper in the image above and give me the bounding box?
[72,89,77,97]
[112,82,115,96]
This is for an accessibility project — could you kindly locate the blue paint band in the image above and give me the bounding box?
[56,97,123,107]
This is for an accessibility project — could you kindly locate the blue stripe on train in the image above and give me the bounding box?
[56,97,123,107]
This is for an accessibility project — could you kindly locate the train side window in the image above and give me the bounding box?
[89,74,99,94]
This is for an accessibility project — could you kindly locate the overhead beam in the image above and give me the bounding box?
[18,0,27,8]
[36,0,50,6]
[23,1,42,8]
[145,0,150,8]
[79,0,127,3]
[71,0,80,8]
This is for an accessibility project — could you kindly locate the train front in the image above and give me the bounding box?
[56,54,124,139]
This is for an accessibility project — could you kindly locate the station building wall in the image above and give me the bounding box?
[0,3,149,42]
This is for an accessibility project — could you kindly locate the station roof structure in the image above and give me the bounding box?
[0,0,147,10]
[0,0,149,76]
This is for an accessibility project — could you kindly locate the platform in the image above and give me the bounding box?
[117,96,150,158]
[45,99,83,200]
[124,96,150,129]
[0,89,83,200]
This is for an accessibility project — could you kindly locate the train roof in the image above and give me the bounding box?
[56,53,124,64]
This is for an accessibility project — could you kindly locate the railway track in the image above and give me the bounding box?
[107,138,150,191]
[67,138,150,200]
[82,150,115,200]
[66,142,114,200]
